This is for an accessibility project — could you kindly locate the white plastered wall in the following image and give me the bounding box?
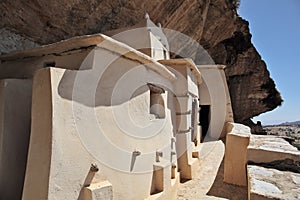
[104,27,151,56]
[159,60,200,180]
[150,32,170,60]
[0,79,32,200]
[23,47,178,200]
[197,65,234,139]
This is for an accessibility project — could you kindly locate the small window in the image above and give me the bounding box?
[43,61,56,68]
[147,83,165,119]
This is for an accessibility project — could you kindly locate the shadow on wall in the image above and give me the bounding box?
[57,68,150,107]
[207,157,247,199]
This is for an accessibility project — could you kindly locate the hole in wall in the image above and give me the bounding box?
[43,61,56,68]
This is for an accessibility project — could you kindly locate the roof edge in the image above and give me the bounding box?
[0,33,177,81]
[158,58,202,85]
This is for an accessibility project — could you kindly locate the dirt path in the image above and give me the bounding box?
[177,140,247,200]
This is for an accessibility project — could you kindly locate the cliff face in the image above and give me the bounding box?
[0,0,282,123]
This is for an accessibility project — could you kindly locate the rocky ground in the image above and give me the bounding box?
[263,124,300,150]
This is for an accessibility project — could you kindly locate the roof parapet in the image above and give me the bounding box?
[159,58,202,85]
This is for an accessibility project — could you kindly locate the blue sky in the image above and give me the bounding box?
[238,0,300,125]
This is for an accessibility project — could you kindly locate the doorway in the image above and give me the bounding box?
[191,99,197,143]
[199,105,210,142]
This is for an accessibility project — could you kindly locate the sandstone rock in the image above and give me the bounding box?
[0,0,282,124]
[247,165,300,200]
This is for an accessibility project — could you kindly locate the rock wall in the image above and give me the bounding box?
[0,28,38,54]
[0,0,282,123]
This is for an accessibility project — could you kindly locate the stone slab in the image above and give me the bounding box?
[247,165,300,200]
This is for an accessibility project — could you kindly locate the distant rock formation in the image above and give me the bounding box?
[279,121,300,126]
[0,0,282,124]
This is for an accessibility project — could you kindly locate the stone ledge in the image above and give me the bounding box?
[247,135,300,168]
